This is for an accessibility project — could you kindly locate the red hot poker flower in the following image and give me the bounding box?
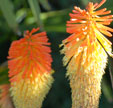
[8,28,52,82]
[8,28,54,108]
[61,0,113,108]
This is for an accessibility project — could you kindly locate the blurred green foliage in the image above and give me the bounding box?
[0,0,113,108]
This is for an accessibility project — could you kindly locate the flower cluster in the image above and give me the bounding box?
[8,28,54,108]
[61,0,113,107]
[0,0,113,108]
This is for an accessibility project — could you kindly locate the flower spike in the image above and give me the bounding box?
[61,0,113,108]
[8,28,54,108]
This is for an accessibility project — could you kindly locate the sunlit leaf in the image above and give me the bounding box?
[16,8,27,23]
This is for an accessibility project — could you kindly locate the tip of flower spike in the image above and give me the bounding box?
[30,28,40,34]
[24,28,40,37]
[94,3,98,7]
[8,27,53,83]
[24,30,29,37]
[94,0,106,10]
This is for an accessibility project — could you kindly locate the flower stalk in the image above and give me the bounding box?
[60,0,113,108]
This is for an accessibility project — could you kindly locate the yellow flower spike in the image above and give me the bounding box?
[8,28,54,108]
[60,0,113,108]
[0,84,14,108]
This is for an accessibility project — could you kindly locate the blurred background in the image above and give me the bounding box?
[0,0,113,108]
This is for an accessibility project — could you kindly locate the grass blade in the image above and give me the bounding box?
[28,0,44,30]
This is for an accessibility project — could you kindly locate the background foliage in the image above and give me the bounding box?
[0,0,113,108]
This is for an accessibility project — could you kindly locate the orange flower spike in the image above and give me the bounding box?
[0,84,14,108]
[8,28,54,108]
[61,0,113,108]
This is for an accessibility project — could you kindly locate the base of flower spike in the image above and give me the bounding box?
[10,73,53,108]
[67,44,108,108]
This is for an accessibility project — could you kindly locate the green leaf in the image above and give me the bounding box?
[102,77,113,103]
[0,0,19,32]
[28,0,44,30]
[0,67,9,84]
[16,8,27,23]
[25,9,70,32]
[41,9,70,32]
[38,0,51,11]
[108,56,113,90]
